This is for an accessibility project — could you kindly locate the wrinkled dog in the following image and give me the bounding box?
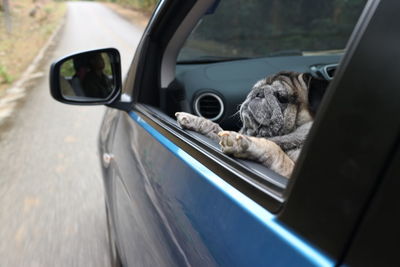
[176,71,328,177]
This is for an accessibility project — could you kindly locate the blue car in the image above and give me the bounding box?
[50,0,400,266]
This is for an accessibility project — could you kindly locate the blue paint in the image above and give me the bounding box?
[130,111,334,266]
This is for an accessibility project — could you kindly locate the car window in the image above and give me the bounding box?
[178,0,367,63]
[166,0,366,180]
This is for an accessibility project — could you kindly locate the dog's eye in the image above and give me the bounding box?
[277,95,289,104]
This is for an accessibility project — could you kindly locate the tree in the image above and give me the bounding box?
[2,0,12,34]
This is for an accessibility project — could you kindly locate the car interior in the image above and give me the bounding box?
[173,56,338,131]
[129,0,367,192]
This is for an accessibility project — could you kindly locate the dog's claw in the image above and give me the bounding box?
[218,131,230,137]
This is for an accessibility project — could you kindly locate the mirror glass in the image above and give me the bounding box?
[59,52,115,101]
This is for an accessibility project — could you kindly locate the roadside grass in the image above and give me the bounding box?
[0,0,66,95]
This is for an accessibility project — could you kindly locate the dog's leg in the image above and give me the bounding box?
[268,121,312,153]
[175,112,223,142]
[219,131,294,177]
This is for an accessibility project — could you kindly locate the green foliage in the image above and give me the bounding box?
[0,65,13,84]
[182,0,367,59]
[103,54,112,75]
[60,59,75,77]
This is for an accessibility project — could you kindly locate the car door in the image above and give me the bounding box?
[102,0,400,266]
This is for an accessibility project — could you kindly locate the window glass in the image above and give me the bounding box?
[178,0,367,62]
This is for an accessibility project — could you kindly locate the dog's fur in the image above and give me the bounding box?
[175,71,329,177]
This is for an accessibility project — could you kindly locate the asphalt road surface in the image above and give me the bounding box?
[0,2,144,266]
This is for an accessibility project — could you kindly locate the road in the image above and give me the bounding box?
[0,2,144,266]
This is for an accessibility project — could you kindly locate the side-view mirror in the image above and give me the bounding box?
[50,48,122,105]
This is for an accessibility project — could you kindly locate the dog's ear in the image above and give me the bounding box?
[303,73,330,116]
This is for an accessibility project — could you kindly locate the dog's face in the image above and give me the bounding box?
[239,71,328,137]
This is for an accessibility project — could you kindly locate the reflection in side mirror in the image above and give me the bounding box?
[50,48,121,105]
[60,52,114,100]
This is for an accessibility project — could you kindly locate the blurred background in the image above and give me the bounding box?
[0,1,156,266]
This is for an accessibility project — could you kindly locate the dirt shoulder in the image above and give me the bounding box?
[0,0,67,96]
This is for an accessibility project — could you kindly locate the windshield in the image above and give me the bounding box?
[178,0,367,63]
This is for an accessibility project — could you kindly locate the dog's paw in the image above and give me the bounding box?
[175,112,196,129]
[218,131,251,157]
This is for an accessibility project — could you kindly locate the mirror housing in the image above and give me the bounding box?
[49,48,123,106]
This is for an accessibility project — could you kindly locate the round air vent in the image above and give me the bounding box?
[193,92,224,121]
